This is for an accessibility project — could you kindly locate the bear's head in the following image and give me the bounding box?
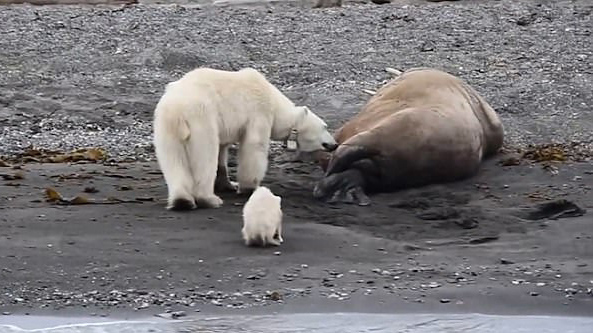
[294,106,338,153]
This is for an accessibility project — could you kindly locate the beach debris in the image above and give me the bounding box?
[45,187,63,202]
[44,187,143,205]
[522,142,591,163]
[500,258,515,265]
[0,170,24,180]
[6,146,107,164]
[267,291,282,301]
[439,298,451,303]
[44,187,89,205]
[468,235,499,244]
[50,173,94,180]
[117,185,133,191]
[155,310,186,320]
[0,159,10,167]
[84,186,99,193]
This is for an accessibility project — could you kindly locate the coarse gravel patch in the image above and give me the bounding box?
[0,0,591,161]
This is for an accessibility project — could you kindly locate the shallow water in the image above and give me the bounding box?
[1,313,593,333]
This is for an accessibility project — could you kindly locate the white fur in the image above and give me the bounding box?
[242,186,283,247]
[153,67,336,210]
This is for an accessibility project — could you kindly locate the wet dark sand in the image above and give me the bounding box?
[0,149,592,318]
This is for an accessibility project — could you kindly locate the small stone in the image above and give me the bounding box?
[171,311,186,319]
[565,288,578,295]
[500,258,515,265]
[137,302,150,309]
[269,291,282,301]
[155,313,173,319]
[530,291,539,296]
[2,312,11,315]
[440,298,451,303]
[273,251,281,256]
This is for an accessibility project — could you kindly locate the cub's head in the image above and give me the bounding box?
[294,106,338,153]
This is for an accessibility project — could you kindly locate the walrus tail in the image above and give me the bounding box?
[325,144,378,176]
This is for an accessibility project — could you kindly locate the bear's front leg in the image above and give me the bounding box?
[214,144,239,193]
[237,123,271,195]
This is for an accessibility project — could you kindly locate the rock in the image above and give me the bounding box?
[312,0,341,9]
[439,298,451,303]
[268,291,282,301]
[171,311,186,319]
[500,258,515,265]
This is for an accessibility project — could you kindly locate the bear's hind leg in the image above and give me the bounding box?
[214,144,239,193]
[237,122,271,195]
[187,123,223,209]
[154,131,196,211]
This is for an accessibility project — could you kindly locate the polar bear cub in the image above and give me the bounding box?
[153,67,336,211]
[242,186,283,247]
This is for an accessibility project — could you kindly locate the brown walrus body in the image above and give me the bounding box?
[313,67,504,205]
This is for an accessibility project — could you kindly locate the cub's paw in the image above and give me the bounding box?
[194,195,223,209]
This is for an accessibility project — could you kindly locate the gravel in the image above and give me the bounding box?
[0,0,591,161]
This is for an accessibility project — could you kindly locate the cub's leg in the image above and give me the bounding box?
[237,121,271,195]
[274,223,283,244]
[214,144,238,193]
[187,121,223,208]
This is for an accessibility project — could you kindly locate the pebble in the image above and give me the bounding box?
[440,298,451,303]
[529,291,539,296]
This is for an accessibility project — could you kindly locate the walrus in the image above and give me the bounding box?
[313,67,504,205]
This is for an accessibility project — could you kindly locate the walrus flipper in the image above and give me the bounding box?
[313,169,371,206]
[325,144,378,177]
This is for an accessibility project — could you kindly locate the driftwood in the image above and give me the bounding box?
[0,0,137,5]
[362,67,403,95]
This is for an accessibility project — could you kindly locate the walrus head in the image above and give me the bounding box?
[313,144,380,206]
[313,168,371,206]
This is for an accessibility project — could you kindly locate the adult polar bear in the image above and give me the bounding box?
[153,67,337,210]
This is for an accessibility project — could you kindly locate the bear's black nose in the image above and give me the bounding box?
[322,142,339,152]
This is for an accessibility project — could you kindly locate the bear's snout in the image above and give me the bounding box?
[322,142,339,152]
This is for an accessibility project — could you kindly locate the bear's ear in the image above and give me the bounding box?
[296,106,310,116]
[295,106,310,124]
